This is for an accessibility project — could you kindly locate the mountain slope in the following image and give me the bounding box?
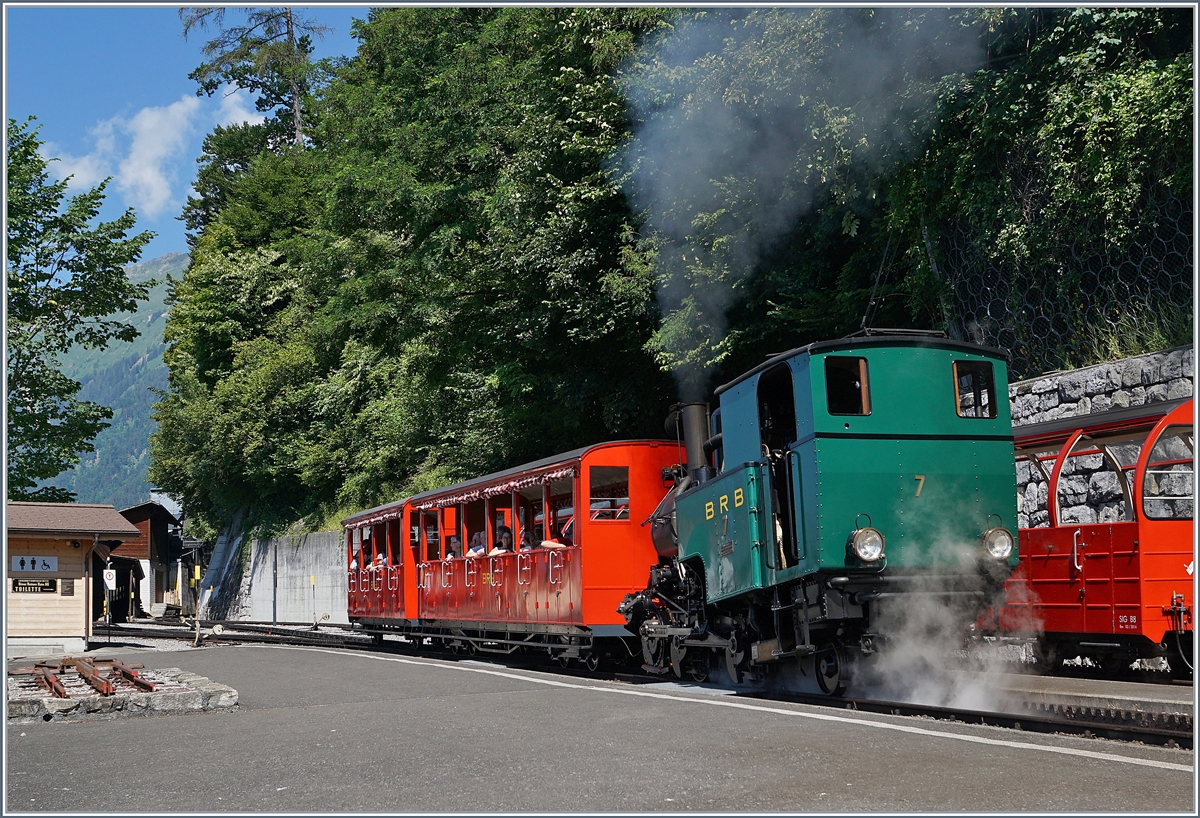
[43,252,188,508]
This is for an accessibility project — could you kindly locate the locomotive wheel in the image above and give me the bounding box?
[641,616,668,671]
[670,639,687,678]
[725,634,745,684]
[816,646,851,696]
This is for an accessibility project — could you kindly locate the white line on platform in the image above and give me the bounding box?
[249,644,1194,774]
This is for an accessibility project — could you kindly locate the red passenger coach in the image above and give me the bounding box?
[343,441,680,663]
[993,398,1194,674]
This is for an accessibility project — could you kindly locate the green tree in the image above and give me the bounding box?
[180,120,283,245]
[153,8,676,534]
[883,7,1193,374]
[6,118,153,501]
[180,7,330,145]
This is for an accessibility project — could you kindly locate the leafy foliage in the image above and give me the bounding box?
[152,9,676,534]
[883,8,1193,371]
[7,118,153,501]
[152,7,1192,535]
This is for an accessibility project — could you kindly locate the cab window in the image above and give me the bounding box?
[825,357,870,415]
[954,361,996,418]
[1143,425,1194,520]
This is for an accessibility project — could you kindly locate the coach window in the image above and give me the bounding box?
[547,478,576,544]
[350,526,363,568]
[409,511,422,562]
[1143,425,1195,520]
[422,510,441,561]
[1015,446,1055,529]
[954,361,997,418]
[825,357,871,415]
[373,523,388,564]
[518,486,544,544]
[1056,430,1145,526]
[590,466,630,521]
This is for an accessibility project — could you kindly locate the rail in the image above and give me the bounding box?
[92,620,1191,748]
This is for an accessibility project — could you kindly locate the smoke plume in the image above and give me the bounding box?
[615,8,985,398]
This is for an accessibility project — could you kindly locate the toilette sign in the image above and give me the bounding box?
[11,556,57,573]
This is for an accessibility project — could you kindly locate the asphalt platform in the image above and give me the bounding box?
[5,643,1194,812]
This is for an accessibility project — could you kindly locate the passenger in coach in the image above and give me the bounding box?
[489,526,515,555]
[519,529,536,549]
[539,523,570,549]
[446,537,461,558]
[467,531,486,557]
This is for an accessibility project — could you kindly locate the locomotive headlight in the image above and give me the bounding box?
[849,527,885,562]
[981,527,1015,560]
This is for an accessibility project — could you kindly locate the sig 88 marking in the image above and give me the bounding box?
[706,488,745,520]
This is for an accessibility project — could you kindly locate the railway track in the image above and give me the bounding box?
[91,620,1192,749]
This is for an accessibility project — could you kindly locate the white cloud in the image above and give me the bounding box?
[39,95,203,220]
[38,89,271,224]
[215,85,266,127]
[41,119,119,191]
[115,95,202,218]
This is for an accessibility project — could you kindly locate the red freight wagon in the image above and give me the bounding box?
[343,440,680,664]
[994,397,1194,675]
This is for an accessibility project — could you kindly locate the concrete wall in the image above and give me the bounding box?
[243,532,348,624]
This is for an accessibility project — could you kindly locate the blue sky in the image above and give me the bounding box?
[5,5,370,260]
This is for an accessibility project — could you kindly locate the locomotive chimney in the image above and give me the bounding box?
[666,402,712,484]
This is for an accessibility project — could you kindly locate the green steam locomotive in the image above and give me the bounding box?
[620,330,1020,694]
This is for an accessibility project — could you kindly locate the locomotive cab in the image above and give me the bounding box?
[624,330,1020,694]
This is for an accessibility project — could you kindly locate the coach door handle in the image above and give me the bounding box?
[1072,529,1084,572]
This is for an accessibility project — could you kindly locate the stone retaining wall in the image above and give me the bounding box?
[1010,344,1193,529]
[1010,344,1192,427]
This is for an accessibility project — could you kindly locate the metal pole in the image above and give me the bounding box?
[105,558,112,644]
[272,538,278,626]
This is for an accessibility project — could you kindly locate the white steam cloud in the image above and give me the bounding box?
[617,9,985,397]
